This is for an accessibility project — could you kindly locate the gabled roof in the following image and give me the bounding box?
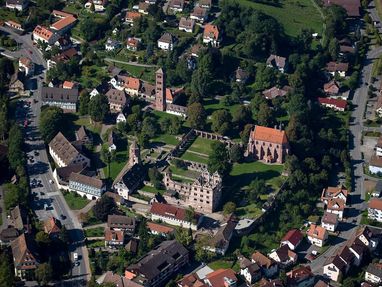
[150,202,199,222]
[327,198,345,211]
[104,228,124,242]
[323,0,360,17]
[370,155,382,168]
[318,97,347,110]
[262,86,288,99]
[369,197,382,211]
[286,266,313,285]
[41,86,78,103]
[69,172,103,189]
[251,125,288,145]
[325,254,346,271]
[179,17,195,29]
[33,25,54,41]
[251,251,275,269]
[125,11,142,21]
[205,269,237,287]
[272,244,297,263]
[107,215,136,228]
[124,77,140,90]
[281,229,303,246]
[306,224,327,240]
[106,88,127,106]
[266,54,286,69]
[322,211,338,225]
[147,222,174,234]
[49,132,84,166]
[323,80,340,94]
[11,234,39,270]
[158,32,177,44]
[44,217,62,234]
[366,263,382,278]
[191,6,208,17]
[203,24,219,40]
[208,220,236,249]
[50,15,76,31]
[326,62,349,73]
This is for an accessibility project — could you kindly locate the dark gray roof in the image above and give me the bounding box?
[127,240,188,281]
[366,263,382,278]
[107,215,136,228]
[41,86,78,103]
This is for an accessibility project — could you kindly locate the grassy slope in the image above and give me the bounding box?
[63,192,90,210]
[236,0,323,37]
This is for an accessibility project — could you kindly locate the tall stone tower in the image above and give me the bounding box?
[128,140,141,167]
[155,68,166,112]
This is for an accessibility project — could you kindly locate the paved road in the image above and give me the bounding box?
[309,6,382,275]
[104,57,157,67]
[0,27,91,285]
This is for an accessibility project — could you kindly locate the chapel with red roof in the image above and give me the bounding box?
[246,125,290,164]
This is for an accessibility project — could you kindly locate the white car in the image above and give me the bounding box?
[49,179,53,184]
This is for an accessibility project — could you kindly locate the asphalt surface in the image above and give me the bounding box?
[1,26,91,286]
[309,6,382,275]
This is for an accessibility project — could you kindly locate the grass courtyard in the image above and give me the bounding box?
[180,151,209,164]
[187,137,215,155]
[103,149,128,181]
[62,191,90,210]
[84,227,104,237]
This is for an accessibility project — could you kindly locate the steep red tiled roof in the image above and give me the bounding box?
[205,269,237,287]
[369,197,382,211]
[281,229,303,246]
[326,62,349,73]
[327,198,345,211]
[50,16,77,31]
[124,77,140,90]
[203,24,219,40]
[251,125,288,145]
[104,228,124,242]
[318,97,347,110]
[307,224,327,240]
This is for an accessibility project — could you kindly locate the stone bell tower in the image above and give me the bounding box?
[155,68,166,112]
[128,140,141,167]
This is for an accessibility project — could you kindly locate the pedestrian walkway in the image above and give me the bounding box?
[74,200,96,216]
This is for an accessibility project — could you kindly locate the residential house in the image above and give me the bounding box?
[375,95,382,117]
[168,0,184,13]
[11,234,39,280]
[158,32,177,51]
[40,86,78,112]
[314,280,334,287]
[369,155,382,175]
[150,202,202,231]
[69,172,105,199]
[235,67,249,83]
[107,215,136,235]
[280,229,303,250]
[262,86,288,100]
[325,62,349,77]
[105,38,121,51]
[104,228,125,248]
[49,132,90,168]
[5,20,24,33]
[9,72,25,94]
[138,1,150,14]
[190,6,208,23]
[326,198,345,220]
[238,256,261,285]
[356,226,380,251]
[8,205,30,233]
[203,24,220,47]
[124,77,140,96]
[321,186,348,205]
[110,75,127,91]
[33,25,59,45]
[286,266,315,287]
[125,11,141,25]
[53,164,85,190]
[203,219,236,255]
[179,17,195,33]
[266,54,287,73]
[0,227,19,245]
[246,125,290,164]
[178,265,214,287]
[84,0,108,12]
[204,269,238,287]
[318,97,347,112]
[126,37,141,51]
[368,197,382,222]
[97,271,142,287]
[106,88,128,112]
[306,224,328,247]
[18,57,34,76]
[75,126,92,146]
[373,180,382,197]
[104,191,125,206]
[47,47,78,70]
[258,279,284,287]
[251,251,278,278]
[147,222,175,236]
[348,237,367,267]
[365,263,382,285]
[323,80,340,95]
[196,0,212,9]
[323,255,346,282]
[43,217,62,238]
[116,113,127,123]
[268,244,297,267]
[6,0,28,10]
[376,137,382,158]
[321,212,339,232]
[125,240,189,287]
[125,238,139,254]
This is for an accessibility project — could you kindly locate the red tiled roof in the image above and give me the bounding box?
[33,25,54,41]
[52,10,74,18]
[63,81,75,89]
[323,80,340,94]
[205,269,237,287]
[327,198,345,211]
[124,77,140,90]
[104,228,124,242]
[44,217,61,234]
[125,11,141,21]
[281,229,303,246]
[150,202,188,221]
[147,222,174,234]
[306,224,327,240]
[369,197,382,211]
[318,97,347,110]
[203,24,219,40]
[50,16,76,31]
[326,62,349,73]
[251,125,288,145]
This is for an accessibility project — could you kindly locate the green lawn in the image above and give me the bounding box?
[236,0,323,37]
[169,165,201,178]
[151,134,180,146]
[204,98,241,117]
[236,203,263,219]
[74,116,102,135]
[187,137,215,155]
[141,185,165,195]
[103,150,128,180]
[79,65,109,89]
[180,151,209,164]
[106,61,156,83]
[208,260,235,270]
[0,7,27,23]
[171,175,195,184]
[63,192,90,210]
[84,227,104,237]
[87,240,105,248]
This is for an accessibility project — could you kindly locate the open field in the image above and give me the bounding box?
[236,0,323,37]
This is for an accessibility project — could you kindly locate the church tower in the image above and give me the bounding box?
[128,140,141,167]
[155,68,166,111]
